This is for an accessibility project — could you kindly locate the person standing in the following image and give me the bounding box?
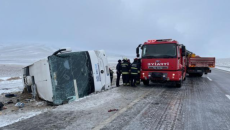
[116,60,122,87]
[130,59,140,87]
[109,68,114,85]
[127,59,131,86]
[121,58,130,86]
[136,58,141,85]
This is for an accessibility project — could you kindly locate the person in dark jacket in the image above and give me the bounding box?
[130,59,140,87]
[121,58,130,86]
[127,59,131,86]
[109,68,114,85]
[136,58,141,85]
[116,60,122,87]
[0,102,4,111]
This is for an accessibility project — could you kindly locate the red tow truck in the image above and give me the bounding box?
[136,39,215,87]
[136,39,187,87]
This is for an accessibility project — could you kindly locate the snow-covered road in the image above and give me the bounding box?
[2,69,230,130]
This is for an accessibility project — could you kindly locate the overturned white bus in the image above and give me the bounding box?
[23,50,111,105]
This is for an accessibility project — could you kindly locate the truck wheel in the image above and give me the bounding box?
[197,73,203,77]
[188,73,194,77]
[143,80,149,86]
[176,80,182,88]
[176,83,182,88]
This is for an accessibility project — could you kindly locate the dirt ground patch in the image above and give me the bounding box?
[6,77,21,81]
[0,91,55,116]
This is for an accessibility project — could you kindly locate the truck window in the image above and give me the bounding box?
[177,46,181,58]
[142,44,177,58]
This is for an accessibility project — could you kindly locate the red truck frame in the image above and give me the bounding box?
[136,39,215,88]
[136,39,187,88]
[186,51,215,77]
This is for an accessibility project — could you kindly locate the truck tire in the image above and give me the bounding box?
[197,73,203,77]
[143,80,149,86]
[176,80,182,88]
[188,73,193,77]
[189,73,203,77]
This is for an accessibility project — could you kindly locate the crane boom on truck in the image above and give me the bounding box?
[136,39,187,88]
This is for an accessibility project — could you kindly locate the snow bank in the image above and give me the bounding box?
[55,87,121,111]
[0,79,24,95]
[0,111,43,127]
[0,77,11,81]
[216,58,230,72]
[215,66,230,72]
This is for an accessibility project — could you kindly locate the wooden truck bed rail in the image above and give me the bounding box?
[189,57,215,68]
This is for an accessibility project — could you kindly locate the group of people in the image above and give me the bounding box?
[115,58,141,87]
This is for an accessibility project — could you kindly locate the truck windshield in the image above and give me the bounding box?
[142,44,177,58]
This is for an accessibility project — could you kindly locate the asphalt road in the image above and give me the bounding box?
[2,69,230,130]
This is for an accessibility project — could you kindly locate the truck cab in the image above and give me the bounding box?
[136,39,186,87]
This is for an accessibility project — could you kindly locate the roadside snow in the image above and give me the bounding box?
[216,58,230,72]
[0,77,11,80]
[0,64,24,94]
[0,77,38,128]
[56,88,120,111]
[0,79,24,95]
[215,66,230,72]
[0,111,44,127]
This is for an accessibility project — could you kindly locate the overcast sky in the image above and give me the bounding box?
[0,0,229,58]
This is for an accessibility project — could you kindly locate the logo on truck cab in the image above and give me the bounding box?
[148,62,169,66]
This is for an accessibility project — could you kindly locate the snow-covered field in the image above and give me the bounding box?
[0,44,55,65]
[216,58,230,71]
[0,64,24,95]
[0,79,23,95]
[0,44,134,65]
